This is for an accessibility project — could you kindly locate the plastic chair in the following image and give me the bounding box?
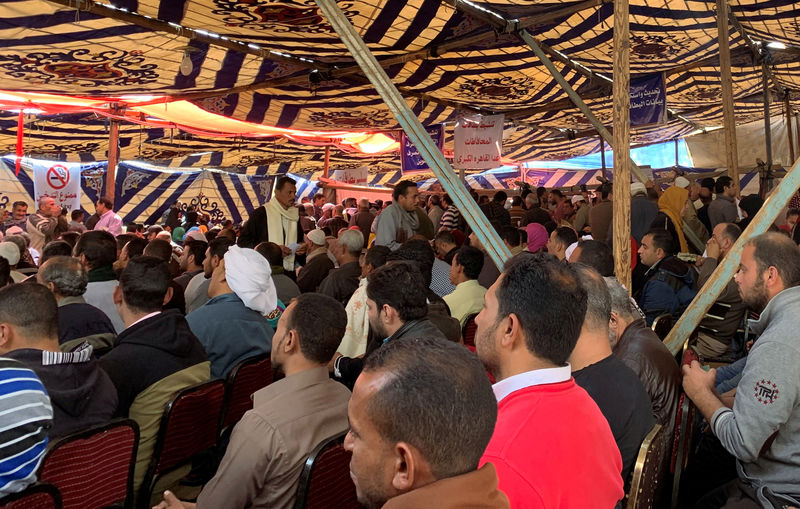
[651,313,673,341]
[293,432,360,509]
[627,423,666,509]
[220,354,273,432]
[461,313,479,348]
[670,393,696,509]
[137,379,225,509]
[0,483,62,509]
[39,419,138,509]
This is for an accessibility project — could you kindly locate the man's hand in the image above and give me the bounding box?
[705,237,721,261]
[152,490,195,509]
[295,243,308,255]
[682,361,716,399]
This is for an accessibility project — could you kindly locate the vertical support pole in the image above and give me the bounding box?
[796,112,800,154]
[105,118,120,202]
[600,136,608,180]
[314,0,510,268]
[612,0,631,291]
[674,138,679,167]
[717,0,739,187]
[763,64,773,170]
[323,145,331,179]
[785,94,795,165]
[663,155,800,354]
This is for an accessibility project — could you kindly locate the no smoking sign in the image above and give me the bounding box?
[47,165,69,190]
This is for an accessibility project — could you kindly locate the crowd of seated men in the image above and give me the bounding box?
[0,173,798,509]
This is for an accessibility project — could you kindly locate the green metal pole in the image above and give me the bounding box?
[314,0,511,268]
[663,154,800,354]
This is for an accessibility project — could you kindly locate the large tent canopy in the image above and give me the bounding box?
[0,0,798,177]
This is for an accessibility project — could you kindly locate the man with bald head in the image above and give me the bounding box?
[349,198,375,248]
[27,196,61,252]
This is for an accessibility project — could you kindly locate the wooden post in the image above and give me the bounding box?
[105,118,120,202]
[717,0,739,187]
[663,154,800,354]
[612,0,631,291]
[786,94,795,165]
[796,112,800,154]
[763,64,773,170]
[323,145,330,179]
[600,136,608,180]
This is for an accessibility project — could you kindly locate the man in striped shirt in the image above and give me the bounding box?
[0,357,52,498]
[438,194,462,232]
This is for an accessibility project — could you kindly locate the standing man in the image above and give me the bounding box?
[93,198,123,237]
[349,198,375,249]
[684,233,800,507]
[708,176,739,229]
[27,196,61,252]
[589,182,614,245]
[238,176,305,273]
[1,201,28,234]
[374,180,419,251]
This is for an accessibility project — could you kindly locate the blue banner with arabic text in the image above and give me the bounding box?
[630,73,667,127]
[401,124,444,173]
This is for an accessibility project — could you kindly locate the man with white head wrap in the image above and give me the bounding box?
[186,245,276,380]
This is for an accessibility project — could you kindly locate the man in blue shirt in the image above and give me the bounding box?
[186,246,276,380]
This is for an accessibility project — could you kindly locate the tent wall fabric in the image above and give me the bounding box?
[686,116,795,170]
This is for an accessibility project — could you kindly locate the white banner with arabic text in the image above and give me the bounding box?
[453,114,504,169]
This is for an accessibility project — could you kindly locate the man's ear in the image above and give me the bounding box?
[113,285,123,306]
[283,329,299,354]
[0,323,13,352]
[609,312,620,345]
[390,442,417,493]
[162,286,173,306]
[499,314,517,350]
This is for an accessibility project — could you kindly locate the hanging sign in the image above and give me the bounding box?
[401,124,444,173]
[332,166,369,185]
[33,161,82,211]
[454,114,504,169]
[630,73,667,127]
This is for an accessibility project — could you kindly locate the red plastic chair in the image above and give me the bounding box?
[138,379,225,509]
[220,354,273,432]
[39,419,138,509]
[293,432,360,509]
[0,483,62,509]
[462,313,479,348]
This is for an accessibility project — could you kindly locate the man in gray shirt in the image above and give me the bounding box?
[708,176,739,229]
[684,232,800,507]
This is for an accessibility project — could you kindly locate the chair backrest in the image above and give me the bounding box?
[221,354,273,430]
[462,313,479,348]
[39,419,138,509]
[293,432,359,509]
[627,423,666,509]
[0,483,62,509]
[139,379,225,506]
[671,393,696,509]
[651,313,673,340]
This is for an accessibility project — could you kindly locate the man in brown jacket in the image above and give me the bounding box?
[345,336,509,509]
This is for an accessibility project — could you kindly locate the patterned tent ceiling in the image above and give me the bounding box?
[1,0,798,171]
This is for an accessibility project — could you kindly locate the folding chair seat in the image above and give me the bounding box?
[293,432,360,509]
[220,354,273,433]
[461,313,479,348]
[38,419,138,509]
[651,313,673,341]
[670,393,696,509]
[0,483,62,509]
[627,423,667,509]
[137,379,225,509]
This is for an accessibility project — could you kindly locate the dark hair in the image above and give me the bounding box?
[96,197,113,209]
[543,220,557,236]
[313,193,324,202]
[597,182,613,199]
[125,237,148,259]
[493,191,508,203]
[73,230,117,269]
[364,245,390,270]
[700,177,716,191]
[739,194,763,218]
[511,196,522,207]
[40,241,73,264]
[125,223,141,234]
[441,194,453,207]
[366,261,428,322]
[392,180,417,202]
[58,231,80,248]
[0,283,58,339]
[119,256,170,313]
[454,245,484,280]
[143,239,173,262]
[787,208,800,218]
[428,195,441,207]
[434,230,456,245]
[550,189,564,199]
[286,293,347,363]
[719,223,742,244]
[363,336,497,478]
[747,232,800,288]
[645,228,676,256]
[70,209,84,221]
[715,176,733,194]
[536,186,547,199]
[275,176,296,191]
[116,233,137,253]
[499,226,520,247]
[572,264,611,331]
[209,237,234,261]
[255,242,283,267]
[183,240,207,266]
[0,258,9,287]
[575,240,615,277]
[553,226,578,249]
[387,239,435,287]
[496,253,587,365]
[38,256,87,297]
[11,201,27,209]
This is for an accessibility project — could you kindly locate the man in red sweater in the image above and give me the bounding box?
[476,253,624,508]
